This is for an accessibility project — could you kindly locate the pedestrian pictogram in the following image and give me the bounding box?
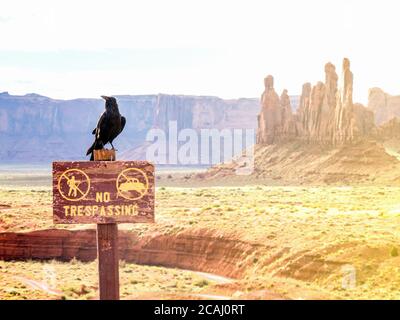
[57,168,90,201]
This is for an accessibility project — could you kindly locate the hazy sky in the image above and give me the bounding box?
[0,0,399,103]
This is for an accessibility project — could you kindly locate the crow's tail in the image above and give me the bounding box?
[86,140,104,161]
[86,141,96,157]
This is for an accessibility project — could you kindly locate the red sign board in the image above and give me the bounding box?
[52,161,155,224]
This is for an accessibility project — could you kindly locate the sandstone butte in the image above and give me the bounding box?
[257,58,377,145]
[203,58,400,184]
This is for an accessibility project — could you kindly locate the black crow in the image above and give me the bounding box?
[86,96,126,160]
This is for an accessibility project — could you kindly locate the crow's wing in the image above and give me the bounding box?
[92,110,107,135]
[86,112,107,156]
[96,112,109,141]
[120,116,126,133]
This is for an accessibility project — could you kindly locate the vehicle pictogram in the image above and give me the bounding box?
[116,168,149,200]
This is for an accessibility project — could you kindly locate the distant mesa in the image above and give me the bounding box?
[24,93,47,98]
[0,93,262,162]
[368,87,400,125]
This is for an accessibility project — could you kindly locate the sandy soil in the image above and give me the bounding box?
[0,259,226,300]
[1,171,400,299]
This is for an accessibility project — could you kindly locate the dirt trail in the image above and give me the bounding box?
[12,269,235,300]
[193,294,231,300]
[14,276,62,296]
[194,271,234,284]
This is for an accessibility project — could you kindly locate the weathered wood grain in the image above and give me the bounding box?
[94,149,116,161]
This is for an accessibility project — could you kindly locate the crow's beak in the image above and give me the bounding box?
[101,95,110,101]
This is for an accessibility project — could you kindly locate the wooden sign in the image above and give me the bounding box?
[52,161,154,224]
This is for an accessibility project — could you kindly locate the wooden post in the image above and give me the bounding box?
[94,149,119,300]
[97,223,119,300]
[94,149,116,162]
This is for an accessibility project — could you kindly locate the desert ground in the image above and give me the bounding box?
[0,259,228,300]
[0,166,400,300]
